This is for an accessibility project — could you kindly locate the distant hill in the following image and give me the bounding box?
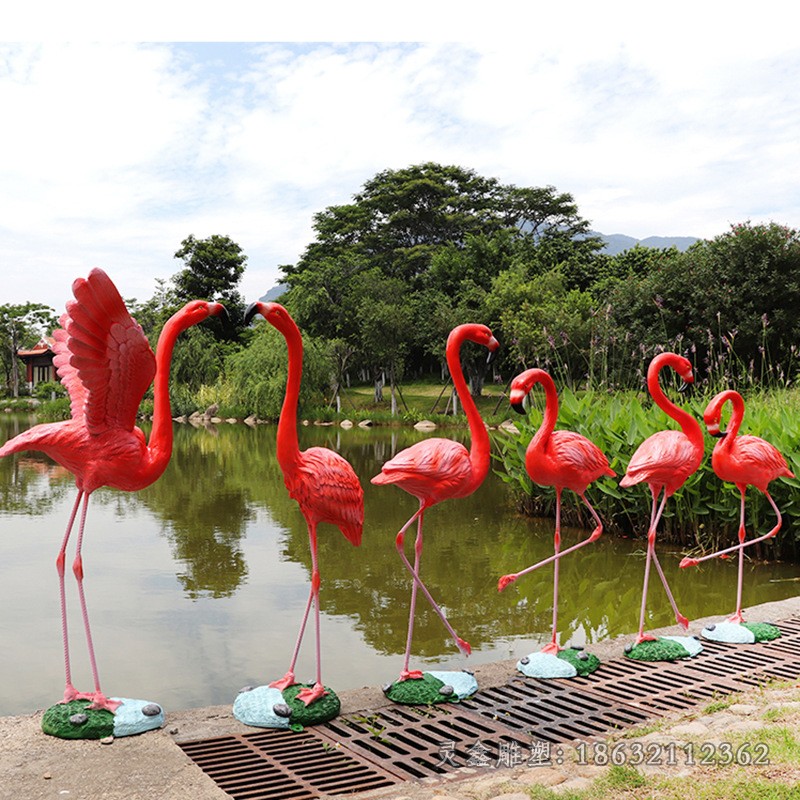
[595,232,700,256]
[259,284,287,302]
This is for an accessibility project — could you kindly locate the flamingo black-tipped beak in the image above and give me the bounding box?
[678,381,693,396]
[511,401,525,415]
[706,424,727,438]
[211,302,229,323]
[244,302,261,325]
[486,337,500,365]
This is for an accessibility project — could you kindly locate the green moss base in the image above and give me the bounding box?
[742,622,782,642]
[558,648,601,676]
[625,638,690,662]
[282,684,340,729]
[384,673,449,705]
[41,700,114,740]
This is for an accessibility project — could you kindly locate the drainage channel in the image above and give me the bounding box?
[178,616,800,799]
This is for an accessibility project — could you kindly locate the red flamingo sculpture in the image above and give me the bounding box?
[245,302,364,707]
[371,323,499,683]
[620,352,703,646]
[680,390,794,625]
[0,268,226,713]
[498,369,614,657]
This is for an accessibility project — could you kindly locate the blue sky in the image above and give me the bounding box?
[2,5,799,313]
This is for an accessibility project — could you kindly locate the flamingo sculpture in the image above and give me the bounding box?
[620,352,704,661]
[680,390,793,643]
[0,268,226,737]
[371,323,498,705]
[233,302,363,729]
[498,369,614,678]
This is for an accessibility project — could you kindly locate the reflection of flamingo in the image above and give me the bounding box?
[371,324,499,681]
[498,369,614,653]
[0,268,225,712]
[245,302,364,707]
[680,390,794,623]
[620,352,703,645]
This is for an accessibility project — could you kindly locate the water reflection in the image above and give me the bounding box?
[0,415,797,715]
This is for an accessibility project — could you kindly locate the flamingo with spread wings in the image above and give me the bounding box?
[0,268,226,715]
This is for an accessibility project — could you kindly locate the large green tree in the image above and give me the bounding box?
[173,234,248,337]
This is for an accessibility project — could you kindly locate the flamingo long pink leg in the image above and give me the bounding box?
[396,505,471,666]
[636,490,668,644]
[71,493,120,712]
[650,548,689,629]
[498,493,604,592]
[295,524,327,706]
[680,491,783,568]
[400,509,425,680]
[542,490,563,654]
[57,491,83,704]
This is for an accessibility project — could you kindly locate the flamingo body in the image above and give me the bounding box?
[620,429,702,497]
[371,438,474,506]
[284,446,363,546]
[242,302,363,709]
[497,369,613,658]
[681,390,794,625]
[371,323,499,681]
[621,352,704,647]
[0,268,225,714]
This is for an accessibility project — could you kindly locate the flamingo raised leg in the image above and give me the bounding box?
[497,369,613,676]
[372,324,498,697]
[680,390,793,639]
[620,352,703,658]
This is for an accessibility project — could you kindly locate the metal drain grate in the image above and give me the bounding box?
[178,727,398,800]
[315,703,535,781]
[461,675,654,742]
[178,616,800,800]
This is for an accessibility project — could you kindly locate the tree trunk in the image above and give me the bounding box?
[373,369,384,403]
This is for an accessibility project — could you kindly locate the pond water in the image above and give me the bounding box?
[0,416,797,716]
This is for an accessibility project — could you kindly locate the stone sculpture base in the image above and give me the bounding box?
[383,670,478,705]
[625,635,703,662]
[41,698,165,739]
[701,620,781,644]
[233,683,340,730]
[517,647,600,679]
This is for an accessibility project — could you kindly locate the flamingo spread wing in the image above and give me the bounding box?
[288,447,364,546]
[371,438,473,503]
[63,270,156,434]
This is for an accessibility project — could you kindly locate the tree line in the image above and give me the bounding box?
[4,162,800,418]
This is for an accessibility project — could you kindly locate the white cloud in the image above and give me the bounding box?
[0,30,798,312]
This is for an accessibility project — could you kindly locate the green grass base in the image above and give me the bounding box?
[282,684,340,729]
[558,648,601,676]
[384,673,450,705]
[625,638,690,662]
[742,621,782,642]
[41,699,115,740]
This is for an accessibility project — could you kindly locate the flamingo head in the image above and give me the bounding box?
[173,299,228,331]
[245,301,296,333]
[703,390,738,438]
[509,368,549,414]
[453,324,499,360]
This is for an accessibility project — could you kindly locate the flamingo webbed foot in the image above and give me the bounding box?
[269,672,298,691]
[86,693,122,713]
[541,641,561,655]
[456,636,472,656]
[398,669,425,681]
[727,611,745,624]
[296,683,328,706]
[635,633,658,645]
[679,556,699,568]
[497,574,517,592]
[676,613,690,631]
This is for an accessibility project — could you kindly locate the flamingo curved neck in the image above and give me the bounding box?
[148,311,188,472]
[718,391,744,438]
[648,357,703,446]
[446,330,489,480]
[275,317,302,470]
[528,373,558,455]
